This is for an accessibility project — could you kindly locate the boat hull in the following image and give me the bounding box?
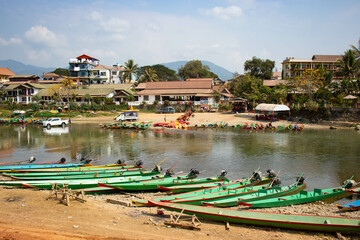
[149,201,360,233]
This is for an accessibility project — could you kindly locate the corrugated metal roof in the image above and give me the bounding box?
[145,81,212,89]
[36,88,115,97]
[137,89,214,96]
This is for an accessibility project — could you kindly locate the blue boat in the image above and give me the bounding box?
[0,162,86,171]
[337,199,360,211]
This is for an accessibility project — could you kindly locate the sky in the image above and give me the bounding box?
[0,0,359,74]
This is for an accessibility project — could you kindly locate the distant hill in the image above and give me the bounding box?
[0,59,55,77]
[161,60,234,81]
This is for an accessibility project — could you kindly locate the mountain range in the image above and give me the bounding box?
[0,59,234,81]
[161,61,234,81]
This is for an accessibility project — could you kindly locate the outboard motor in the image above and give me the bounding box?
[218,170,227,178]
[153,165,162,172]
[272,178,281,186]
[165,169,175,177]
[296,176,305,185]
[343,179,357,189]
[115,159,125,164]
[267,169,276,178]
[189,168,200,176]
[59,157,66,163]
[81,159,92,164]
[29,156,36,163]
[135,160,143,167]
[252,171,262,181]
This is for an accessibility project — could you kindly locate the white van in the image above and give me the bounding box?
[115,111,139,122]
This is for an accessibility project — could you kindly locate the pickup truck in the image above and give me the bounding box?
[43,118,69,128]
[156,106,175,113]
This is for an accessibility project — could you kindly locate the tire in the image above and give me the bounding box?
[61,122,66,128]
[47,124,51,128]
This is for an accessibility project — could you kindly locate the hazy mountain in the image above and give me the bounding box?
[0,59,55,77]
[0,59,234,81]
[161,60,234,81]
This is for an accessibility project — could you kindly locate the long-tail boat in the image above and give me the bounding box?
[148,201,360,233]
[132,183,272,206]
[4,163,140,173]
[0,173,177,190]
[98,171,220,191]
[204,183,306,207]
[7,169,160,181]
[239,187,359,208]
[158,173,274,193]
[0,162,89,171]
[2,166,144,178]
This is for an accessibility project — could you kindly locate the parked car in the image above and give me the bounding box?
[156,106,175,113]
[42,118,69,128]
[115,111,139,122]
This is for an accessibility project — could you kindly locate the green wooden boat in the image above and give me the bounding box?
[0,174,174,190]
[8,169,159,180]
[170,183,306,206]
[149,201,360,233]
[157,176,273,193]
[132,183,271,206]
[239,187,359,208]
[99,176,223,191]
[204,183,306,207]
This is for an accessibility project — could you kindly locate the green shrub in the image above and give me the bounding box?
[90,103,99,111]
[80,103,90,111]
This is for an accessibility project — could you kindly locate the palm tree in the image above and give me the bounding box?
[337,49,360,80]
[121,59,139,83]
[350,38,360,60]
[140,68,159,82]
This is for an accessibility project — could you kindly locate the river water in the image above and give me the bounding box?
[1,124,359,196]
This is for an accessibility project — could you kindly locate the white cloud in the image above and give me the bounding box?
[90,11,130,34]
[0,37,22,46]
[200,6,242,20]
[25,25,67,48]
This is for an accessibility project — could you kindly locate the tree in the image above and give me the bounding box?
[84,93,93,104]
[52,68,69,76]
[31,94,41,103]
[178,60,218,80]
[121,59,139,83]
[350,38,360,60]
[139,64,178,81]
[229,74,266,104]
[294,68,326,100]
[48,77,77,109]
[337,49,360,80]
[139,67,159,82]
[244,57,275,79]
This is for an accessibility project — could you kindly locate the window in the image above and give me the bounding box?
[155,95,160,101]
[101,72,106,76]
[144,95,149,101]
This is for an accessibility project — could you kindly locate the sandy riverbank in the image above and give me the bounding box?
[1,186,359,240]
[70,112,357,130]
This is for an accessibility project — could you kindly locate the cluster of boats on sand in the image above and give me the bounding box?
[0,159,359,233]
[0,117,46,125]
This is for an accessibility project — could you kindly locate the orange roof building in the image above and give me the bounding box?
[0,68,16,82]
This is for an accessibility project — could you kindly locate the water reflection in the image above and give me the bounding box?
[0,125,359,191]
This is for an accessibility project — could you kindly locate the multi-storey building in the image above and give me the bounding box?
[69,54,99,84]
[89,64,125,84]
[282,55,342,79]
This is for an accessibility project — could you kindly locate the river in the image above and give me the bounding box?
[0,124,359,198]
